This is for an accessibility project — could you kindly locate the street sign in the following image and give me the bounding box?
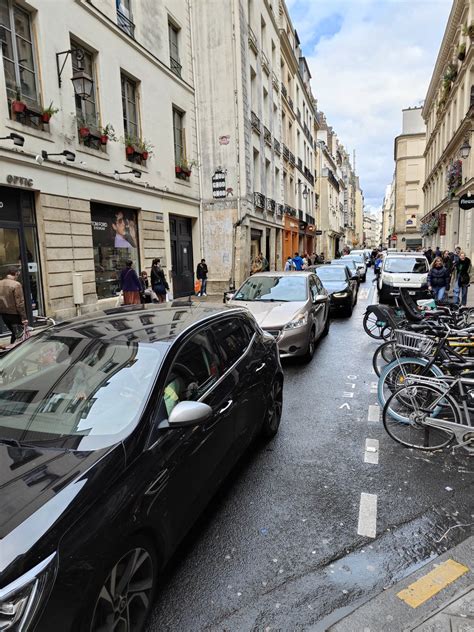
[391,235,398,241]
[459,193,474,210]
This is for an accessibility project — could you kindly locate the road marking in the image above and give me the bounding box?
[357,493,377,538]
[343,391,354,398]
[359,288,369,300]
[396,559,469,608]
[339,402,351,410]
[364,439,379,464]
[370,381,378,394]
[368,404,380,422]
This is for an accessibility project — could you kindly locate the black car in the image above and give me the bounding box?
[310,264,358,315]
[0,303,283,632]
[329,259,361,285]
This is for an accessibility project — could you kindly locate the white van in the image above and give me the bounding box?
[378,253,429,304]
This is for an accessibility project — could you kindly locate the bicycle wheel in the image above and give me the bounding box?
[378,357,445,423]
[363,312,387,339]
[383,384,458,450]
[372,341,396,377]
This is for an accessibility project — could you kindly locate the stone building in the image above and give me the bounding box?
[393,107,426,251]
[421,0,474,258]
[0,0,201,327]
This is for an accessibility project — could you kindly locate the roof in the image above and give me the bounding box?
[45,302,245,345]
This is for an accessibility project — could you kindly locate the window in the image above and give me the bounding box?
[173,107,185,164]
[212,318,251,371]
[71,39,97,131]
[116,0,135,37]
[0,0,38,107]
[121,73,139,141]
[168,21,181,77]
[164,329,221,416]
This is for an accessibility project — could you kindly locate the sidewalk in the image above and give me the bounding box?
[327,536,473,632]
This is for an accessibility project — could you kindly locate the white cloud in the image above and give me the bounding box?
[289,0,452,210]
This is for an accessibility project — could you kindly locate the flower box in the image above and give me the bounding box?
[41,112,52,123]
[79,126,90,138]
[12,100,27,113]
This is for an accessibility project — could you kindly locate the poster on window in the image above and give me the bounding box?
[91,207,138,249]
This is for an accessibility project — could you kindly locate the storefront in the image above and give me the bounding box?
[283,214,299,266]
[0,186,43,334]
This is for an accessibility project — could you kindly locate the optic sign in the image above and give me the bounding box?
[6,174,33,187]
[459,193,474,210]
[212,169,227,199]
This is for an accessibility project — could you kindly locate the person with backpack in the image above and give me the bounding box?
[427,256,450,301]
[150,258,169,303]
[284,257,295,271]
[453,251,471,306]
[196,259,208,296]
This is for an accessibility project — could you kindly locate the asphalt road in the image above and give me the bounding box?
[147,271,472,631]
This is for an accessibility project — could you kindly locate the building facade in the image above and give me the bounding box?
[0,0,201,327]
[393,107,426,251]
[381,181,395,248]
[421,0,474,259]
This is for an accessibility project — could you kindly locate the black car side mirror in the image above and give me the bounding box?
[167,401,212,427]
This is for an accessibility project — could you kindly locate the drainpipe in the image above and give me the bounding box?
[188,0,205,260]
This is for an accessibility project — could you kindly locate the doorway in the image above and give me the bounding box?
[169,215,194,298]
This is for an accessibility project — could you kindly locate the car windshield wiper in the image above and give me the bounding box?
[0,436,22,448]
[257,298,290,302]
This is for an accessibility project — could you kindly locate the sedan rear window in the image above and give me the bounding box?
[0,334,162,448]
[316,267,347,281]
[233,276,308,302]
[384,257,428,273]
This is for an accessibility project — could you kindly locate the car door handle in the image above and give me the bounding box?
[218,399,233,414]
[255,362,266,373]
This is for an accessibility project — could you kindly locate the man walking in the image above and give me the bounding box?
[453,251,471,306]
[0,267,28,343]
[292,252,303,271]
[196,259,208,296]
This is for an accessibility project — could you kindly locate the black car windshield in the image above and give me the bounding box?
[316,267,347,281]
[343,255,364,263]
[233,276,308,302]
[0,334,163,449]
[384,257,428,273]
[332,260,356,270]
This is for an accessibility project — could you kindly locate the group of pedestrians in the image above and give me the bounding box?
[426,245,471,305]
[284,251,325,271]
[119,258,169,305]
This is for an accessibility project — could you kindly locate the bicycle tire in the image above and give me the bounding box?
[378,357,445,423]
[383,383,459,450]
[363,312,387,339]
[372,341,396,377]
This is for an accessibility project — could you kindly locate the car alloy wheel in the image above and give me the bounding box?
[303,327,316,361]
[90,546,155,632]
[262,378,283,437]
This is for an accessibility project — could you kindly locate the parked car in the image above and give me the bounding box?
[377,253,429,303]
[330,259,361,285]
[349,249,370,266]
[312,264,358,316]
[0,303,283,632]
[341,254,367,282]
[228,271,330,361]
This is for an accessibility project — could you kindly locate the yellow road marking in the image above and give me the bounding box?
[397,559,469,608]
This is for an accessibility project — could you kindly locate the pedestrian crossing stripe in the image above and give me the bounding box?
[396,559,469,608]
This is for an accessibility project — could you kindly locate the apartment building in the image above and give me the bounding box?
[0,0,200,326]
[422,0,474,258]
[393,107,426,251]
[381,181,395,248]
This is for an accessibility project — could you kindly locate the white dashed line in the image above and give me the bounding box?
[359,288,369,300]
[368,404,380,422]
[357,493,377,538]
[364,439,379,464]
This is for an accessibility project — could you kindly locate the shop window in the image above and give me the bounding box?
[1,0,41,126]
[168,21,181,77]
[91,204,139,300]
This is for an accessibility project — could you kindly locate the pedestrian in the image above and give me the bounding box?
[424,247,433,264]
[302,254,309,270]
[427,256,450,301]
[0,266,28,343]
[434,246,441,258]
[259,252,269,272]
[119,260,141,305]
[196,258,208,296]
[442,250,454,276]
[453,251,472,306]
[292,252,303,271]
[311,252,317,266]
[151,258,169,303]
[284,256,295,271]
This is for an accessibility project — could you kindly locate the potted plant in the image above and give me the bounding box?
[77,116,92,138]
[136,138,153,161]
[11,87,26,113]
[99,124,116,145]
[458,43,466,61]
[41,102,59,123]
[123,133,137,156]
[462,21,474,41]
[175,157,196,178]
[444,62,457,83]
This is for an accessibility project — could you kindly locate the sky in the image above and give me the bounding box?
[286,0,452,215]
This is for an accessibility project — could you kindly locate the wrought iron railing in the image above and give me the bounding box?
[277,204,284,215]
[298,210,304,221]
[296,108,301,121]
[281,83,287,98]
[297,157,303,172]
[266,198,276,213]
[261,51,270,74]
[288,97,294,111]
[248,25,258,52]
[272,72,279,91]
[282,144,290,161]
[264,126,272,146]
[254,191,265,209]
[273,138,281,155]
[170,56,182,78]
[289,151,296,167]
[251,111,261,134]
[117,9,135,37]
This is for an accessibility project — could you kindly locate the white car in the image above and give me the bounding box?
[378,253,429,304]
[342,254,367,282]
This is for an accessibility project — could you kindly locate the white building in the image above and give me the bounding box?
[0,0,200,325]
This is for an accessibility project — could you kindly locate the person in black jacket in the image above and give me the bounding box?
[150,258,169,303]
[196,259,208,296]
[427,256,450,301]
[453,251,472,306]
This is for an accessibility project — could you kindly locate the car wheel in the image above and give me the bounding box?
[302,326,316,362]
[86,535,158,632]
[261,377,283,438]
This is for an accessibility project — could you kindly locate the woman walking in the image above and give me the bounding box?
[150,258,169,303]
[427,256,450,301]
[453,251,472,306]
[119,260,141,305]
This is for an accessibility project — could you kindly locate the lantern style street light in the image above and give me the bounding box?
[56,48,93,99]
[459,138,471,159]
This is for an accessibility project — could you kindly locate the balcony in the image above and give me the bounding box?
[298,210,304,221]
[264,126,272,146]
[306,214,315,225]
[281,83,287,98]
[289,151,296,167]
[251,111,261,135]
[296,108,301,122]
[288,97,294,111]
[277,204,284,216]
[254,191,265,209]
[273,138,281,155]
[248,25,258,53]
[170,56,182,78]
[297,157,303,173]
[261,51,270,75]
[282,144,290,161]
[272,72,279,91]
[266,198,276,213]
[304,167,314,187]
[117,9,135,37]
[285,205,297,217]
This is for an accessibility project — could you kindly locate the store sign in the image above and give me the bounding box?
[459,193,474,210]
[6,174,33,187]
[439,213,447,236]
[91,207,138,249]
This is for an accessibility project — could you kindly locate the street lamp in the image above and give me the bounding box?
[0,132,25,146]
[460,138,471,159]
[296,182,309,199]
[56,48,93,99]
[37,149,76,164]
